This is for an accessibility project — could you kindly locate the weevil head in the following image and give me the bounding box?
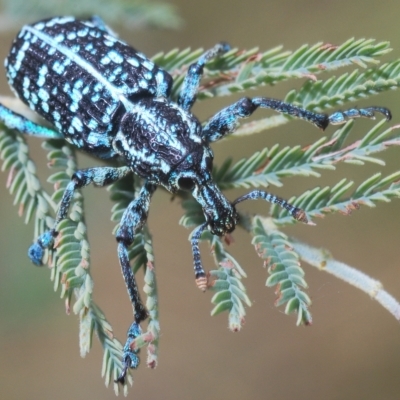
[170,145,239,236]
[194,179,239,236]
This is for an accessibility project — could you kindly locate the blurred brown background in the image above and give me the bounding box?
[1,1,400,399]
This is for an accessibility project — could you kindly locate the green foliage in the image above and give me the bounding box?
[252,217,312,326]
[2,31,400,395]
[215,119,400,190]
[270,171,400,224]
[205,232,251,331]
[164,38,393,100]
[0,0,181,30]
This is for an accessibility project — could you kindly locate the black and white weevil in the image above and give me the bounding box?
[0,16,391,383]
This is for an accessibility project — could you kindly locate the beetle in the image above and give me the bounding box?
[0,16,391,383]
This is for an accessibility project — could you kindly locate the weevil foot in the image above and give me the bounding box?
[115,322,142,385]
[28,229,57,265]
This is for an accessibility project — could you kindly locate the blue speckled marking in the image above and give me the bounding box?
[142,59,154,70]
[52,61,64,74]
[100,55,111,65]
[31,93,38,105]
[38,88,49,101]
[77,28,89,37]
[71,116,83,131]
[128,57,139,67]
[54,34,65,43]
[37,65,47,86]
[88,119,98,129]
[34,22,45,30]
[139,79,148,89]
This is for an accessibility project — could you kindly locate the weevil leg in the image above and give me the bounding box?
[189,191,311,293]
[28,166,131,265]
[0,103,62,138]
[202,97,392,143]
[189,222,208,291]
[328,106,392,125]
[115,322,142,385]
[115,181,156,384]
[178,42,231,111]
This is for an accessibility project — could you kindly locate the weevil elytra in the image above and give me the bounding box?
[0,16,391,383]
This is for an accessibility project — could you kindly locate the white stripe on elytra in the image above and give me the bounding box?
[24,25,133,111]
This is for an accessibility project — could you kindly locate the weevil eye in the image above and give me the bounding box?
[178,177,195,191]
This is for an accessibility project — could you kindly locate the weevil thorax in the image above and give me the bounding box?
[114,97,204,183]
[115,97,238,236]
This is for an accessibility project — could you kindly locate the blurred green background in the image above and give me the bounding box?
[1,1,400,399]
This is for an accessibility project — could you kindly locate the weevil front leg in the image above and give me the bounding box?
[115,181,156,384]
[28,166,131,264]
[189,191,311,292]
[202,97,391,142]
[178,42,231,111]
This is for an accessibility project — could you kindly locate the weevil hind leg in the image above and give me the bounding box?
[28,166,131,265]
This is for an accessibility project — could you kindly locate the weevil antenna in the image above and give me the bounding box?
[233,190,312,225]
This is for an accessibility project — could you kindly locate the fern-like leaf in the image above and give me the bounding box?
[0,0,182,30]
[42,140,133,394]
[0,128,54,229]
[271,172,400,224]
[154,39,391,101]
[216,120,400,190]
[202,39,390,99]
[252,217,312,325]
[206,232,251,332]
[0,132,131,394]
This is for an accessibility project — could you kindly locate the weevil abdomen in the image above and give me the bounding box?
[5,16,173,158]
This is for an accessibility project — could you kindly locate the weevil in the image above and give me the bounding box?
[0,16,391,383]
